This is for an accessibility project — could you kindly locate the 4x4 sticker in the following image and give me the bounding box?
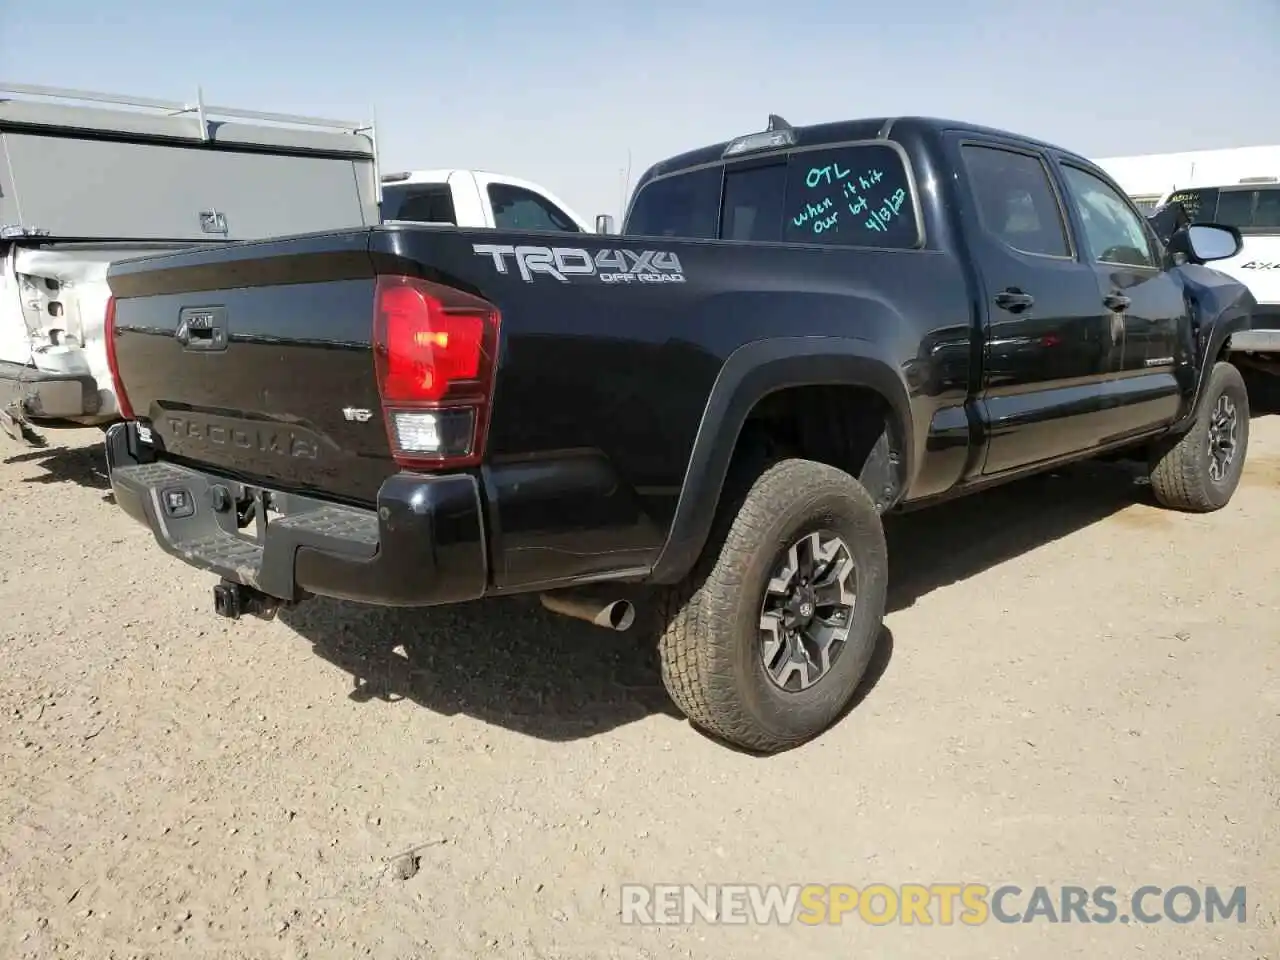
[1240,261,1280,270]
[473,244,685,284]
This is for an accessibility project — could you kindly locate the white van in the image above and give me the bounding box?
[1157,179,1280,363]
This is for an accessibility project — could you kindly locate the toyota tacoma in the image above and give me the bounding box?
[100,114,1255,753]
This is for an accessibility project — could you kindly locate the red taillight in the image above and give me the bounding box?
[103,296,135,420]
[373,275,501,469]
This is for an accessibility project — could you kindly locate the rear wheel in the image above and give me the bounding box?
[655,457,887,753]
[1149,361,1250,511]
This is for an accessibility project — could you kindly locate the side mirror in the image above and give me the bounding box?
[1172,223,1244,264]
[594,214,615,235]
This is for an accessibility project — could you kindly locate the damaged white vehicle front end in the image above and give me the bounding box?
[0,243,133,440]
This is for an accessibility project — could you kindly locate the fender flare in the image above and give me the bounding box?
[647,337,912,585]
[1192,308,1251,417]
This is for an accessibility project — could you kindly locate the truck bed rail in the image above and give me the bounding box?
[0,81,372,138]
[0,81,378,177]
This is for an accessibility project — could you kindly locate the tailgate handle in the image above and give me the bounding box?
[175,307,228,352]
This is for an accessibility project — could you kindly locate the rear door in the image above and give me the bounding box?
[950,136,1119,475]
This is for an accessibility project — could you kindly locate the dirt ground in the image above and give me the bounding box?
[1,412,1277,960]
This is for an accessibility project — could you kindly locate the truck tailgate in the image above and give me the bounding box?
[106,230,393,505]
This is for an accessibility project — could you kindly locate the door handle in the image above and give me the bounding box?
[175,307,228,352]
[1103,293,1131,312]
[994,288,1035,313]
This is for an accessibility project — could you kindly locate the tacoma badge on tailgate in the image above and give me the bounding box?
[165,413,319,460]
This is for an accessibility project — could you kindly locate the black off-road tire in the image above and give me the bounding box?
[655,457,888,754]
[1149,360,1250,512]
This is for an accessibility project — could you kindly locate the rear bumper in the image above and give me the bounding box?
[104,421,488,607]
[0,360,102,420]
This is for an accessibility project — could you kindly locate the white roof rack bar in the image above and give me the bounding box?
[0,81,367,132]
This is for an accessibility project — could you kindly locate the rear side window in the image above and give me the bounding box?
[782,144,919,248]
[625,165,722,239]
[381,184,457,224]
[960,144,1070,258]
[1214,186,1280,232]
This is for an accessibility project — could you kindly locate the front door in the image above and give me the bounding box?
[1053,160,1187,438]
[952,138,1121,475]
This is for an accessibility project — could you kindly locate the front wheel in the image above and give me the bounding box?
[655,458,888,753]
[1149,361,1250,512]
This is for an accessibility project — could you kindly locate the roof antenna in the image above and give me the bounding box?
[766,114,792,132]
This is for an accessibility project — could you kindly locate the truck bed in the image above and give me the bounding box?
[106,219,970,587]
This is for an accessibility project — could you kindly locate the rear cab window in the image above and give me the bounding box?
[380,183,457,224]
[624,141,921,249]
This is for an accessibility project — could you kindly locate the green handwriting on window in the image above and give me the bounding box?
[791,161,908,239]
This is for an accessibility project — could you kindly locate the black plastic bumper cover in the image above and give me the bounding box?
[103,422,488,607]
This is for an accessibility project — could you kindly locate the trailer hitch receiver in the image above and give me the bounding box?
[212,579,284,621]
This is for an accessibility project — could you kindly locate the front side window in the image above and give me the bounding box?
[487,184,580,232]
[1061,165,1159,268]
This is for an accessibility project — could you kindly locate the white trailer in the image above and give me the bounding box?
[0,81,381,444]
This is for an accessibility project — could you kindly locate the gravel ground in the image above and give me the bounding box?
[1,415,1277,959]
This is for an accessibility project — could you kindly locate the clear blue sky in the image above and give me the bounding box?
[4,0,1278,219]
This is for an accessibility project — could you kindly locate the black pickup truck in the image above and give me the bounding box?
[101,115,1255,754]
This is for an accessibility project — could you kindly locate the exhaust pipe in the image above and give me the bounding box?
[539,587,636,631]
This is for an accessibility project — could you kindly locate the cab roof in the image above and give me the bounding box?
[635,115,1093,187]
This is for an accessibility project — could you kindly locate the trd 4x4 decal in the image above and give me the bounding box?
[473,244,685,284]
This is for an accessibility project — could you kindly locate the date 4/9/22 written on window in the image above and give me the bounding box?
[791,161,908,238]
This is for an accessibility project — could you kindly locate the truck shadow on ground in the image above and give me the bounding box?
[884,458,1152,613]
[282,587,897,746]
[279,457,1168,744]
[280,593,686,742]
[3,441,112,494]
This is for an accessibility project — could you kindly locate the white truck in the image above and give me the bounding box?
[1096,148,1280,393]
[379,169,593,233]
[0,82,591,446]
[1154,179,1280,381]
